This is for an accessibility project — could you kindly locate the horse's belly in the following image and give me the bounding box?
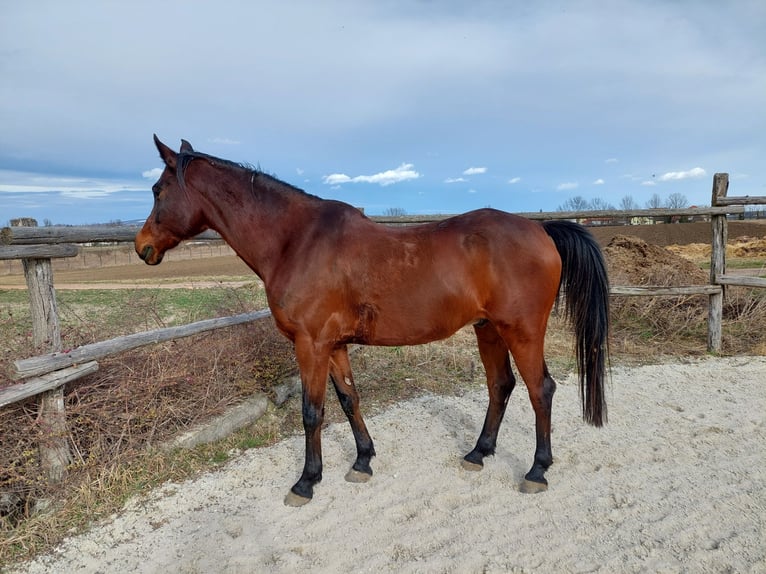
[361,305,476,346]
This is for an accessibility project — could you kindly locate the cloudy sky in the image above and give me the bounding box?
[1,0,764,225]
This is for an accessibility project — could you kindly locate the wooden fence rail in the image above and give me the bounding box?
[11,310,271,381]
[1,172,764,483]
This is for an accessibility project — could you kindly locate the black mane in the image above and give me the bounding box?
[176,150,319,200]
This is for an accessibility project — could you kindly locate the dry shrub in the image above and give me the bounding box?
[721,284,766,354]
[605,236,710,353]
[0,317,294,553]
[604,235,765,355]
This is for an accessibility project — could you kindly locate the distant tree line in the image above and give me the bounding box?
[557,193,689,212]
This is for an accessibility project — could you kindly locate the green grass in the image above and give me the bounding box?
[697,258,766,270]
[0,284,269,358]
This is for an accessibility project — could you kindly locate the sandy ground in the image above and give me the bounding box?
[10,357,766,574]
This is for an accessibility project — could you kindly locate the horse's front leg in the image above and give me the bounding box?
[329,345,376,483]
[285,338,331,507]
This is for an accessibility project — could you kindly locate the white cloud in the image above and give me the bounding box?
[322,163,421,187]
[142,167,163,179]
[508,177,521,184]
[658,167,706,181]
[463,167,487,175]
[468,188,478,194]
[445,177,467,183]
[556,182,579,191]
[323,173,352,185]
[641,180,656,186]
[61,190,114,199]
[0,169,144,195]
[605,158,619,164]
[593,178,605,185]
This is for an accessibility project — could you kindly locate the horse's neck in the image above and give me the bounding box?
[203,175,315,283]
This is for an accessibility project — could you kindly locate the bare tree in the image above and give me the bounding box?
[620,195,640,210]
[665,193,688,209]
[645,193,663,208]
[383,207,407,216]
[557,196,590,211]
[590,197,615,210]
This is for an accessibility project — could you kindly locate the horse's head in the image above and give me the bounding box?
[135,135,206,265]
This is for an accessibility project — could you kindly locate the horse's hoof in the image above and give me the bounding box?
[345,468,372,483]
[284,491,312,507]
[519,479,548,494]
[461,459,484,472]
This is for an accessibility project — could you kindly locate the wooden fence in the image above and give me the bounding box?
[1,172,764,483]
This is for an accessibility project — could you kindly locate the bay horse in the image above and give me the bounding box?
[136,136,610,507]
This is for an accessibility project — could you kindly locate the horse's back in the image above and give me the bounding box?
[324,207,562,297]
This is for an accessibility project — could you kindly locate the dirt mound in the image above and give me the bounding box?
[604,235,707,286]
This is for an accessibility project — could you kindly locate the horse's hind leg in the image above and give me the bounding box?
[505,333,556,493]
[329,345,376,483]
[463,320,516,470]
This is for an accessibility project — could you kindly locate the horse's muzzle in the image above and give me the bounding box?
[137,244,163,265]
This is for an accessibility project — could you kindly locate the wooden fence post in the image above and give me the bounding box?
[708,173,729,353]
[13,220,72,482]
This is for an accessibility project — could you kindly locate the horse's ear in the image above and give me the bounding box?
[180,139,194,153]
[153,134,177,169]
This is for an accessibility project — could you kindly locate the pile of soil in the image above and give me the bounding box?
[603,235,707,286]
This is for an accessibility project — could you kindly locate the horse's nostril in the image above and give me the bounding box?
[140,245,152,261]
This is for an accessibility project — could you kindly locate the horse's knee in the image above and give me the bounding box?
[334,386,357,417]
[543,374,556,400]
[302,395,324,431]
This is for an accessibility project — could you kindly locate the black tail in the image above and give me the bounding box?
[542,220,610,426]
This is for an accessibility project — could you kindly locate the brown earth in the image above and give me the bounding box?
[586,219,766,248]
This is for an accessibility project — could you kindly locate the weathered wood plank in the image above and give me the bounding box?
[708,212,728,352]
[610,285,722,296]
[12,309,272,380]
[15,219,73,482]
[0,244,79,260]
[1,206,748,244]
[1,225,220,245]
[0,362,99,407]
[713,196,766,206]
[711,173,729,206]
[716,274,766,288]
